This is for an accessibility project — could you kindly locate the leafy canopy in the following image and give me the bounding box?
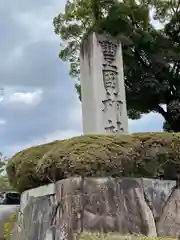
[53,0,180,132]
[0,153,14,191]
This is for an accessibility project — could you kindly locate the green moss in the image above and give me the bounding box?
[6,133,180,192]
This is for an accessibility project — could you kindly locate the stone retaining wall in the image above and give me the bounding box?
[13,177,180,239]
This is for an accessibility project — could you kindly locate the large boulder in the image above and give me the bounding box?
[6,133,180,192]
[11,177,178,238]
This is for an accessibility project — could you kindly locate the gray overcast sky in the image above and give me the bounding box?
[0,0,164,157]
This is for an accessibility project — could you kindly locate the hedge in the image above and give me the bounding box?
[6,133,180,192]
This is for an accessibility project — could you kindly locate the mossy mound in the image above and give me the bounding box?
[6,133,180,192]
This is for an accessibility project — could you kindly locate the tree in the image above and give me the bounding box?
[53,0,180,132]
[0,153,13,191]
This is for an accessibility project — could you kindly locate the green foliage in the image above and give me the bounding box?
[53,0,180,132]
[163,120,173,132]
[0,152,6,173]
[0,176,14,191]
[6,133,180,192]
[151,0,180,22]
[0,153,14,191]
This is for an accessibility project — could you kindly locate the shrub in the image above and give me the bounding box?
[6,133,180,192]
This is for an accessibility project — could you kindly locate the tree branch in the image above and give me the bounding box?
[176,0,180,13]
[154,105,168,120]
[171,0,176,14]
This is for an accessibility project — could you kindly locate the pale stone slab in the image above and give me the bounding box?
[20,183,55,212]
[80,33,128,134]
[27,183,55,198]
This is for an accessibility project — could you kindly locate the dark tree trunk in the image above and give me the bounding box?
[167,118,180,132]
[166,100,180,132]
[155,102,180,132]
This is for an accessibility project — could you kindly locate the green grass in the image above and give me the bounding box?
[76,233,176,240]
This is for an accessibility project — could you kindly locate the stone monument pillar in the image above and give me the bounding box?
[80,32,128,134]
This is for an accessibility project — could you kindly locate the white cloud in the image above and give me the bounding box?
[39,129,82,144]
[9,89,43,106]
[0,119,6,125]
[15,0,66,43]
[68,100,82,126]
[2,46,24,70]
[0,88,4,103]
[129,112,164,133]
[17,13,53,42]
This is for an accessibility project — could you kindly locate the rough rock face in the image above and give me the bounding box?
[82,178,156,236]
[157,187,180,237]
[142,179,176,220]
[14,177,180,239]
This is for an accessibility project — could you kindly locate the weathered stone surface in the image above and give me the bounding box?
[156,187,180,237]
[142,178,176,220]
[16,184,56,240]
[80,32,128,134]
[14,177,158,239]
[12,177,180,239]
[18,195,56,240]
[82,178,156,236]
[55,177,83,240]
